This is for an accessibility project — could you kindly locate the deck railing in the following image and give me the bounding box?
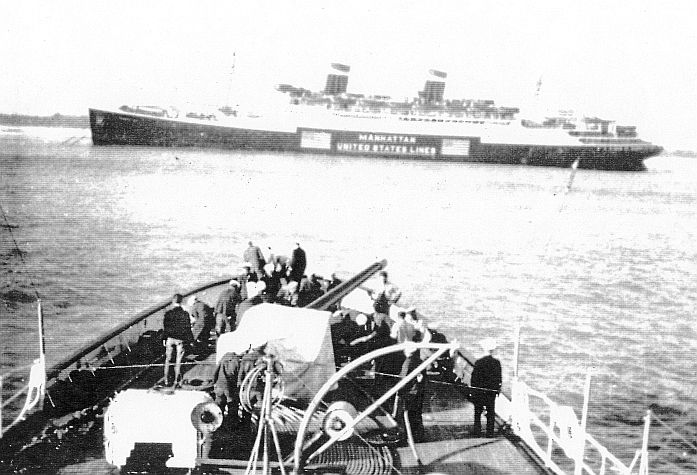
[499,378,650,475]
[0,277,231,438]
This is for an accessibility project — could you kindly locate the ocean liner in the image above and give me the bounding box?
[89,64,662,170]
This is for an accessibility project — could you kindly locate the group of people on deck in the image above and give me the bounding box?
[213,241,343,334]
[329,269,503,440]
[164,257,503,441]
[163,240,334,387]
[328,270,435,442]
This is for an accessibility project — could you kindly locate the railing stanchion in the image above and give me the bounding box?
[575,370,591,475]
[37,299,46,410]
[639,410,651,475]
[546,406,554,466]
[0,375,3,438]
[513,324,520,379]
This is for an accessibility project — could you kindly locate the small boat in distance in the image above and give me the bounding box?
[89,64,662,171]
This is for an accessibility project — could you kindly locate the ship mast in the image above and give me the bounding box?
[225,52,236,110]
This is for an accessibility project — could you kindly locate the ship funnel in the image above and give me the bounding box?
[324,63,351,95]
[420,69,447,103]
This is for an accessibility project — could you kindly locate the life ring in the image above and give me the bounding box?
[190,401,223,435]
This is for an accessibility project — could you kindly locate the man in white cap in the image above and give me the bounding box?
[469,337,502,437]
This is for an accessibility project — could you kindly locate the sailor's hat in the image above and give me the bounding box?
[355,313,368,326]
[480,337,498,352]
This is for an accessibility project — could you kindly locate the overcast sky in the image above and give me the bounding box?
[2,0,696,149]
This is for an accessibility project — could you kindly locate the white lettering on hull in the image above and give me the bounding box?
[357,133,417,144]
[337,142,436,157]
[337,132,435,157]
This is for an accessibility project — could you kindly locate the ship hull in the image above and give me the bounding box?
[89,108,661,171]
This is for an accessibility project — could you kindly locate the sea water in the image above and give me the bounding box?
[1,128,695,473]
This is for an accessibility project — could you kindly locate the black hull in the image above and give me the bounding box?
[89,109,662,171]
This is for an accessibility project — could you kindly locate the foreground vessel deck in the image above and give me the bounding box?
[1,261,649,474]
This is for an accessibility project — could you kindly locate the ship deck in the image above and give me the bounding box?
[127,351,550,475]
[2,340,550,475]
[1,267,551,474]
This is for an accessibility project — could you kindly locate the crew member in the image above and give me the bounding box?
[296,275,314,307]
[470,337,502,437]
[214,279,242,334]
[163,293,194,387]
[214,351,242,427]
[327,272,342,292]
[288,242,307,283]
[188,295,215,352]
[369,271,401,316]
[238,263,255,298]
[331,311,359,363]
[391,310,415,344]
[243,241,266,279]
[398,347,427,443]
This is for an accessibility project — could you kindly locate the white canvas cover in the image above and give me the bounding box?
[216,303,336,404]
[340,288,375,315]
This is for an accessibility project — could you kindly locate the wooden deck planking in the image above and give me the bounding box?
[392,385,550,474]
[397,438,544,475]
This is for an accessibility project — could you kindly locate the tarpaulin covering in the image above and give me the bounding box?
[216,304,336,404]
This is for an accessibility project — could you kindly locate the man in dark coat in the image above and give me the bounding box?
[470,338,502,437]
[214,280,242,334]
[296,275,314,307]
[163,293,194,386]
[260,263,281,303]
[327,273,342,292]
[288,242,306,283]
[214,352,242,425]
[188,295,215,352]
[398,348,427,443]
